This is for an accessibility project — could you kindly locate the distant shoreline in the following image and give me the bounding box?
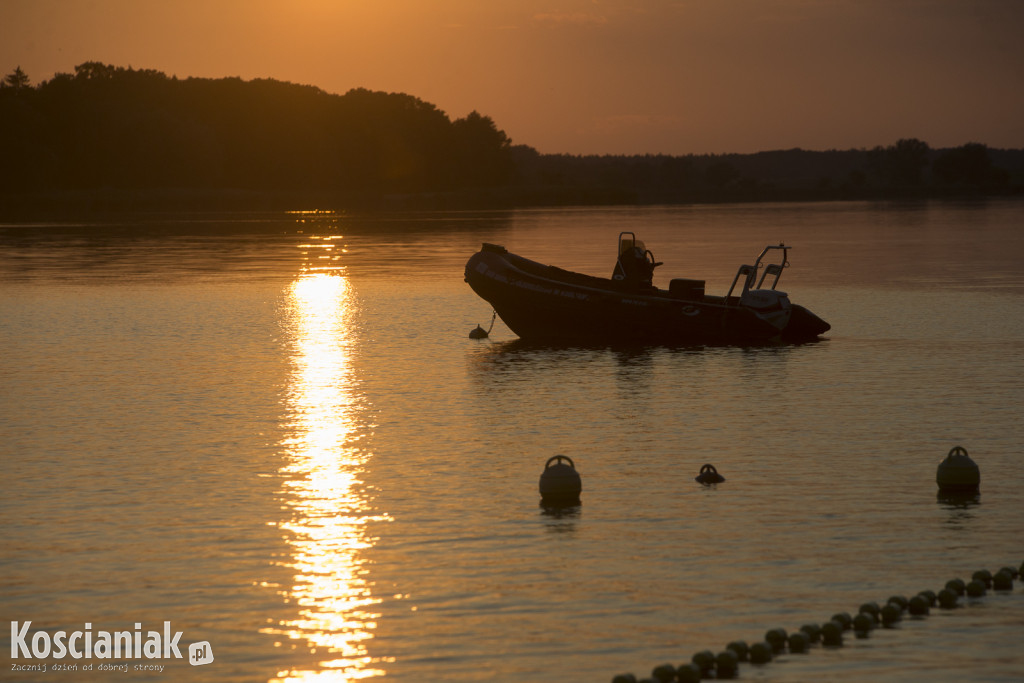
[4,64,1023,221]
[2,183,1022,222]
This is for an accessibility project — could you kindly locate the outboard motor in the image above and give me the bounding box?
[612,232,661,288]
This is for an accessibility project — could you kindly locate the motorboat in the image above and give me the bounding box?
[464,232,830,345]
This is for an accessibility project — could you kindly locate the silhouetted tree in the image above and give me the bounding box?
[867,138,931,187]
[2,66,29,89]
[449,111,513,187]
[932,143,1007,187]
[74,62,117,80]
[0,61,526,203]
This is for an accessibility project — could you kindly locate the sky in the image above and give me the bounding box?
[3,0,1023,156]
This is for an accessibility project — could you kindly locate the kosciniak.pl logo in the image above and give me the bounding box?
[10,621,213,667]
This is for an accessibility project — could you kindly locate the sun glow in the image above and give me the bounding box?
[265,270,390,682]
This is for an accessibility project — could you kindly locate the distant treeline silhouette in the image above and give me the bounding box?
[506,139,1024,207]
[2,63,1022,212]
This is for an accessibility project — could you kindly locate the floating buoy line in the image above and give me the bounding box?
[524,448,999,681]
[611,562,1021,683]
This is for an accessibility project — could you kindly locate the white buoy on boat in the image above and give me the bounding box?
[936,446,980,493]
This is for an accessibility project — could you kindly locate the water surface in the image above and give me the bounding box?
[2,201,1022,682]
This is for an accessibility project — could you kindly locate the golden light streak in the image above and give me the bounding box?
[264,269,390,682]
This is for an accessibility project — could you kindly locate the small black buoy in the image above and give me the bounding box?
[715,650,740,678]
[651,663,675,683]
[831,612,853,630]
[764,628,787,652]
[971,569,993,588]
[880,603,901,626]
[799,624,821,643]
[675,664,701,683]
[908,595,930,616]
[788,631,810,653]
[937,588,958,609]
[858,601,880,619]
[936,446,980,493]
[691,650,716,675]
[821,620,843,646]
[539,455,582,505]
[725,641,749,661]
[695,463,725,484]
[469,310,497,339]
[887,595,908,612]
[853,612,875,635]
[748,641,773,663]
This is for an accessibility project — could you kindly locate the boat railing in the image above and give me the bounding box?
[725,243,790,300]
[618,231,637,252]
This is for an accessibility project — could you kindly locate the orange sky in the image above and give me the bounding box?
[3,0,1023,155]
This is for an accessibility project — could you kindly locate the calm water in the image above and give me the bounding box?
[1,201,1023,682]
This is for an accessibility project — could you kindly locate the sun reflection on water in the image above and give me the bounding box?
[265,269,390,682]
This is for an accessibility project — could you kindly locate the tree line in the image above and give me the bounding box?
[2,63,1022,212]
[503,139,1022,207]
[1,63,513,209]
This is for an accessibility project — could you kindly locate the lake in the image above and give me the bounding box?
[1,200,1022,682]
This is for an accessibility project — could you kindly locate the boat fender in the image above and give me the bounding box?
[936,446,980,493]
[539,455,581,505]
[695,463,725,484]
